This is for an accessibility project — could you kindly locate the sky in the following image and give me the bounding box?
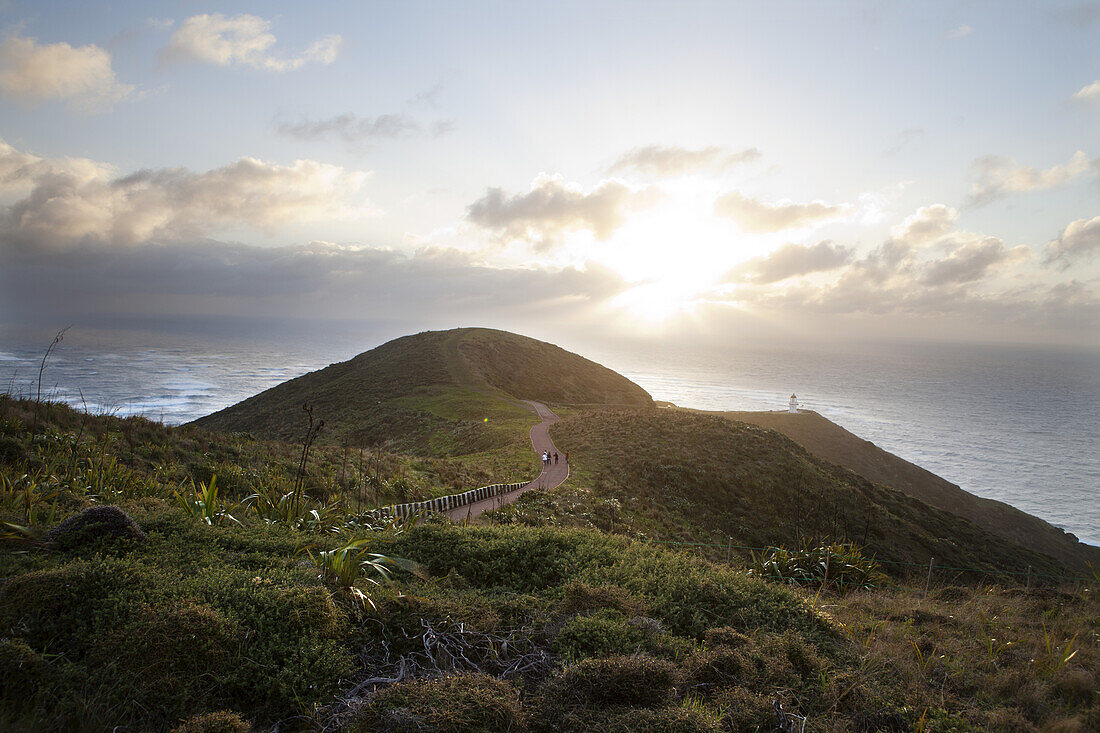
[0,0,1098,349]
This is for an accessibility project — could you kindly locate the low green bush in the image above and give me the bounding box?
[351,673,523,732]
[46,505,146,550]
[682,645,753,687]
[553,609,648,659]
[557,654,677,707]
[0,638,46,707]
[702,626,751,649]
[602,706,721,733]
[170,710,252,733]
[561,581,644,616]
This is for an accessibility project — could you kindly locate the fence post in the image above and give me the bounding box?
[1026,565,1032,591]
[924,557,935,596]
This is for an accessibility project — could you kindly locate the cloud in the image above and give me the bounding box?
[890,204,958,246]
[277,113,421,142]
[466,173,658,246]
[722,204,1049,327]
[159,13,341,71]
[946,25,973,39]
[883,127,923,156]
[0,239,626,326]
[1045,216,1100,267]
[1072,80,1100,103]
[0,137,371,251]
[0,34,135,112]
[730,240,853,284]
[410,80,446,107]
[965,150,1094,207]
[920,237,1026,286]
[714,191,852,232]
[606,145,761,178]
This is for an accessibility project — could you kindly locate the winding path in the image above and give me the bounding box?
[447,400,569,521]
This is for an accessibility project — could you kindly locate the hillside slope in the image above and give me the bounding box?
[549,408,1071,575]
[190,328,651,452]
[721,409,1100,571]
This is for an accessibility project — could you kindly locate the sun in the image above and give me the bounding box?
[590,185,775,322]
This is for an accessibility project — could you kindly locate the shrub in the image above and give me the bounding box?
[88,603,241,723]
[558,654,677,707]
[702,626,751,649]
[553,609,648,659]
[171,710,252,733]
[748,542,887,591]
[0,638,46,706]
[604,706,721,733]
[759,632,825,684]
[682,645,753,688]
[561,581,644,616]
[709,686,775,732]
[46,505,146,549]
[351,673,522,732]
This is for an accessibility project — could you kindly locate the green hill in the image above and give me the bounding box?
[190,328,653,454]
[720,409,1100,572]
[529,408,1072,577]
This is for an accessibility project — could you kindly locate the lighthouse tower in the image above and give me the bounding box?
[788,394,799,414]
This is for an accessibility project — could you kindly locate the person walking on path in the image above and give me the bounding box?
[554,452,558,464]
[447,400,568,522]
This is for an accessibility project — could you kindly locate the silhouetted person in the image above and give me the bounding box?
[554,452,558,464]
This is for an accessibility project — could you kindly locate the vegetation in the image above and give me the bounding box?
[191,328,652,450]
[2,329,1097,731]
[512,408,1072,579]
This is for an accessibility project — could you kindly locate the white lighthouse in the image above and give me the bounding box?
[788,394,799,414]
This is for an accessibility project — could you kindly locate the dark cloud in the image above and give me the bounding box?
[606,145,760,177]
[730,240,853,284]
[714,191,851,232]
[1045,215,1100,267]
[466,174,658,247]
[0,239,627,325]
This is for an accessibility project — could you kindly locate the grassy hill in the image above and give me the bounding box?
[721,409,1100,572]
[190,328,652,454]
[510,408,1073,579]
[2,396,1097,732]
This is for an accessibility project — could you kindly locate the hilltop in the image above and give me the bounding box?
[720,409,1100,572]
[191,328,652,454]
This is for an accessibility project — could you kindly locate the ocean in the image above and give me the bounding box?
[2,324,1097,546]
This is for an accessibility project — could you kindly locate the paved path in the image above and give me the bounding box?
[447,400,569,521]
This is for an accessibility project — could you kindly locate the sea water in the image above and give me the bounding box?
[2,324,1097,546]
